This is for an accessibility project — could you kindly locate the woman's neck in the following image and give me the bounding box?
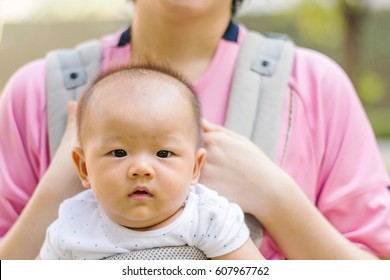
[131,6,231,82]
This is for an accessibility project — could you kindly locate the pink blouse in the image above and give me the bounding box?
[1,24,389,259]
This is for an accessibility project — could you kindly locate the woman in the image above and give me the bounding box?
[1,0,389,259]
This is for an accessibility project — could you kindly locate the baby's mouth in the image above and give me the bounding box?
[128,187,153,201]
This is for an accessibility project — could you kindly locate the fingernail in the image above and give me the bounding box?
[201,119,210,126]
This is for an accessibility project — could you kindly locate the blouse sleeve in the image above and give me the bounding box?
[0,59,50,238]
[292,48,390,257]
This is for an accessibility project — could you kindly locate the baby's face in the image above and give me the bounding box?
[76,75,204,230]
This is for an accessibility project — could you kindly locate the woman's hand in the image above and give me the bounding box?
[43,101,83,196]
[200,120,377,260]
[199,119,295,219]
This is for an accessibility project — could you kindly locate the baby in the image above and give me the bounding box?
[39,63,263,260]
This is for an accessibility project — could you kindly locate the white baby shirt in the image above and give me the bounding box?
[40,184,250,259]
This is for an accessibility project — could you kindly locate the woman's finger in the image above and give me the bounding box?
[201,119,223,132]
[67,101,78,123]
[60,101,78,146]
[201,119,249,144]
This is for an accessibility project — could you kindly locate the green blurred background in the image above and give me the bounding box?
[1,0,389,168]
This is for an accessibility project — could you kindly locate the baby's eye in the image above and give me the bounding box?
[111,149,127,158]
[156,150,171,158]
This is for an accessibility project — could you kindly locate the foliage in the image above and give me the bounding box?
[294,0,343,49]
[367,109,390,138]
[358,71,385,106]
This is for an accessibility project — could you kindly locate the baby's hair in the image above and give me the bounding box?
[76,61,202,146]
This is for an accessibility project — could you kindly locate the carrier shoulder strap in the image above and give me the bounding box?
[225,31,295,247]
[45,39,101,159]
[226,31,294,159]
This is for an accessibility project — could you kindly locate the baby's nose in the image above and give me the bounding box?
[127,156,155,179]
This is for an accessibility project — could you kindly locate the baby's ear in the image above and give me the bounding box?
[191,148,206,184]
[72,147,90,188]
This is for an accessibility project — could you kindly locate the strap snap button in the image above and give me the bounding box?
[69,72,79,80]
